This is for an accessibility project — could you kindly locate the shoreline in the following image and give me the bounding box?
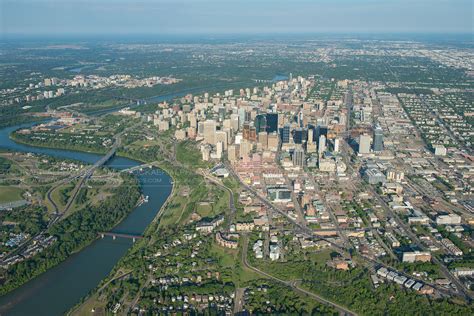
[0,174,141,298]
[63,156,180,316]
[9,132,109,156]
[0,132,175,302]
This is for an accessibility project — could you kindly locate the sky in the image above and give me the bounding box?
[1,0,473,36]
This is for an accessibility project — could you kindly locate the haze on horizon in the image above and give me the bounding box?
[1,0,473,37]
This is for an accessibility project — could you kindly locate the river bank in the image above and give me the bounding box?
[0,173,141,296]
[10,132,109,155]
[0,123,173,316]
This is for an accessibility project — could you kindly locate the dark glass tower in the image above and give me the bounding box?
[292,128,307,144]
[266,113,278,133]
[281,124,290,143]
[315,125,328,140]
[255,114,267,133]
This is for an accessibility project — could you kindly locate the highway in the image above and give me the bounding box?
[199,170,237,228]
[46,136,119,226]
[2,131,120,265]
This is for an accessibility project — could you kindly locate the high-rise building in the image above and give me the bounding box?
[230,114,239,131]
[292,148,305,167]
[198,121,204,135]
[218,107,226,122]
[240,140,252,158]
[318,135,326,156]
[203,120,216,145]
[201,144,212,161]
[255,114,267,133]
[258,131,268,149]
[215,141,223,159]
[315,125,328,141]
[307,129,314,144]
[281,124,291,144]
[306,128,316,153]
[267,133,279,151]
[297,111,304,127]
[238,108,246,129]
[189,114,197,128]
[243,123,257,142]
[215,131,228,150]
[228,144,238,162]
[265,113,278,133]
[293,128,307,144]
[334,138,341,153]
[359,134,372,154]
[373,125,383,152]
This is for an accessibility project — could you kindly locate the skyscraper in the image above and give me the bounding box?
[230,113,239,131]
[267,133,279,151]
[292,147,305,167]
[318,135,326,156]
[243,123,257,142]
[298,111,304,127]
[293,128,307,144]
[307,124,317,143]
[359,134,372,154]
[307,128,314,144]
[255,114,267,133]
[334,138,340,153]
[306,128,317,153]
[258,131,268,149]
[373,125,383,152]
[238,108,246,129]
[281,124,290,144]
[218,107,226,122]
[265,113,278,133]
[203,120,216,145]
[315,125,328,141]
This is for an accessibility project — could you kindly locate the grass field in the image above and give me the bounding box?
[50,184,71,209]
[196,202,213,217]
[0,186,24,203]
[210,241,261,286]
[176,141,212,169]
[70,293,107,316]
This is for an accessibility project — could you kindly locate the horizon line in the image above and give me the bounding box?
[2,31,473,40]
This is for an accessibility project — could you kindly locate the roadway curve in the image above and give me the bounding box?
[240,235,357,316]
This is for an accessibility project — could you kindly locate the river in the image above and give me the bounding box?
[0,74,288,314]
[0,123,173,315]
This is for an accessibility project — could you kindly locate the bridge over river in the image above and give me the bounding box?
[99,232,144,242]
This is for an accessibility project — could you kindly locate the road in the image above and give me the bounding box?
[233,287,245,315]
[240,235,357,316]
[420,95,472,155]
[199,170,237,228]
[224,161,350,257]
[46,136,120,226]
[369,185,473,301]
[338,137,468,299]
[4,131,121,264]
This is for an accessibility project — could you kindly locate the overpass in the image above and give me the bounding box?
[47,136,120,223]
[83,137,120,177]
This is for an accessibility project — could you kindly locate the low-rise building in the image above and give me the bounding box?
[402,251,432,263]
